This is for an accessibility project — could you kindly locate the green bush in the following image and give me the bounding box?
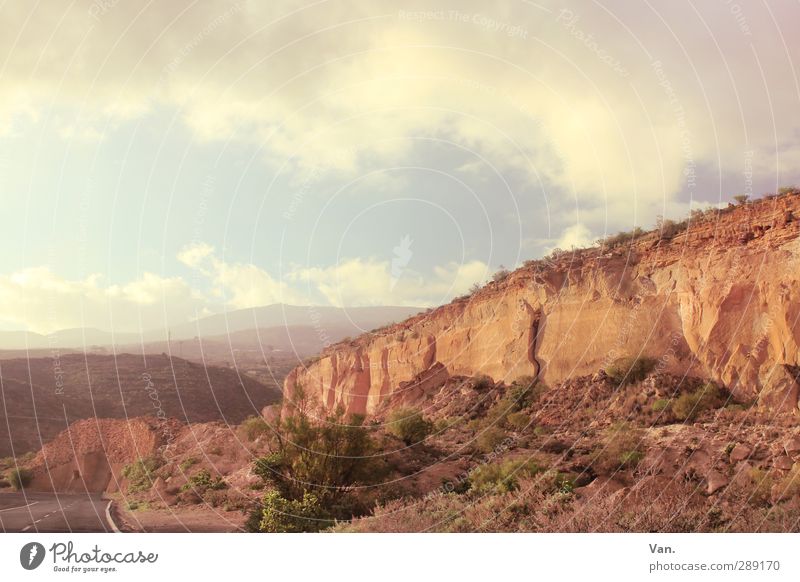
[593,422,645,473]
[476,426,508,453]
[492,268,510,283]
[256,490,331,533]
[240,416,271,441]
[7,468,33,490]
[506,412,531,432]
[181,468,227,493]
[179,457,198,471]
[122,457,163,493]
[470,459,543,494]
[386,407,433,446]
[672,383,725,421]
[652,399,670,412]
[605,356,657,385]
[473,375,494,390]
[249,406,379,528]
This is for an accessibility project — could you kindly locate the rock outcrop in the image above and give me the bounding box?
[286,193,800,416]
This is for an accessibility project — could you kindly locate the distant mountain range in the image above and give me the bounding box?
[0,303,424,353]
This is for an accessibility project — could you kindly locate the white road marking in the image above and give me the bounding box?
[21,525,32,531]
[0,501,40,513]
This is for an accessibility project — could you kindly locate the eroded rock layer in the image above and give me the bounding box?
[286,194,800,416]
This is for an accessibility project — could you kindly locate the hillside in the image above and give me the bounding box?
[0,353,280,456]
[286,192,800,417]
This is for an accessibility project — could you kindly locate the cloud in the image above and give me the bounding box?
[0,267,203,335]
[2,0,798,236]
[551,223,594,251]
[177,242,215,270]
[178,242,490,309]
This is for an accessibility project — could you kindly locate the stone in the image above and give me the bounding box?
[729,444,753,463]
[784,437,800,457]
[706,471,729,494]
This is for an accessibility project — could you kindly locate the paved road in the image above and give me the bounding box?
[0,491,114,533]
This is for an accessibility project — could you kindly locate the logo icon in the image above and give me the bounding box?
[390,235,413,290]
[20,542,46,570]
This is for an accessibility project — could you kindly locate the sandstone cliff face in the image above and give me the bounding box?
[286,194,800,416]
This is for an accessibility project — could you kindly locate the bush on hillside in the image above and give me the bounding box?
[605,356,657,385]
[592,422,645,473]
[671,383,726,421]
[386,407,433,446]
[180,468,227,494]
[240,415,271,441]
[122,456,163,493]
[476,427,509,453]
[253,490,331,533]
[6,468,33,491]
[470,459,544,494]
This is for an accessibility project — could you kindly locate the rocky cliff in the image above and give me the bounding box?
[286,193,800,416]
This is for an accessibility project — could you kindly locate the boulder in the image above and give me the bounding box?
[706,471,729,494]
[729,444,753,463]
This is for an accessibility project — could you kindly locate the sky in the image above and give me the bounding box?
[0,0,798,334]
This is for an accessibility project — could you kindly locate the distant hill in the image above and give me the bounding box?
[0,353,281,456]
[0,303,423,351]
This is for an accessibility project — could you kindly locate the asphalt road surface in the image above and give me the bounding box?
[0,491,115,533]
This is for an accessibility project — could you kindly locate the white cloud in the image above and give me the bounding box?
[177,242,215,270]
[551,223,595,251]
[2,0,798,233]
[0,268,203,335]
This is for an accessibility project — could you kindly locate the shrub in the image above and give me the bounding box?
[240,416,270,441]
[745,468,774,507]
[672,383,725,421]
[181,468,227,493]
[593,422,645,473]
[775,463,800,502]
[7,468,33,490]
[122,457,162,493]
[476,427,509,453]
[507,376,545,409]
[470,459,543,494]
[605,356,657,385]
[250,406,378,526]
[179,457,198,471]
[492,267,510,283]
[506,412,531,432]
[473,374,494,390]
[386,407,433,446]
[256,490,331,533]
[733,194,750,205]
[598,227,645,248]
[655,216,686,240]
[652,399,670,412]
[778,186,799,196]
